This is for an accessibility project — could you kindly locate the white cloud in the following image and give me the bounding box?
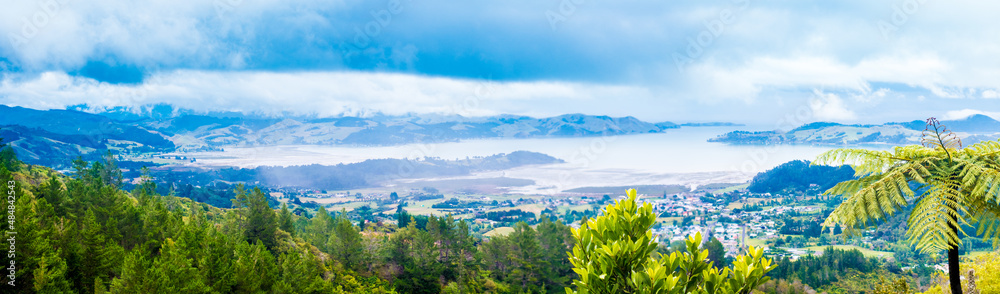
[982,89,1000,99]
[4,1,1000,123]
[941,109,1000,121]
[0,70,654,118]
[809,90,857,121]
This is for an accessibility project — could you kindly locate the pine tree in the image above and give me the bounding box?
[232,241,278,293]
[33,250,72,293]
[395,204,411,228]
[536,216,574,292]
[110,250,159,293]
[278,202,295,236]
[277,250,326,293]
[307,206,332,251]
[36,175,67,216]
[507,222,542,291]
[705,237,727,269]
[153,238,210,293]
[232,186,278,250]
[98,151,123,189]
[76,209,118,293]
[330,211,363,272]
[200,232,236,293]
[0,144,20,172]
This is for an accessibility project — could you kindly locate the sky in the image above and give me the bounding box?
[1,0,999,125]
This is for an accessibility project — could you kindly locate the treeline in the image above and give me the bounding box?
[766,247,879,290]
[1,153,394,293]
[138,151,562,193]
[432,198,489,209]
[479,221,574,294]
[748,160,854,195]
[482,209,536,223]
[0,148,575,293]
[778,216,826,237]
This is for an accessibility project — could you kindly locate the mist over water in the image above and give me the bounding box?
[176,127,840,176]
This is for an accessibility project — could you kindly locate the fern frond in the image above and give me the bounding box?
[906,178,965,253]
[921,118,963,151]
[964,139,1000,157]
[966,194,1000,248]
[957,158,1000,204]
[823,161,922,234]
[815,148,916,176]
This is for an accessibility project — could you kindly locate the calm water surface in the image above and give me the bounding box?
[178,126,853,176]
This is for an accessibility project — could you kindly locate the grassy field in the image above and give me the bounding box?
[484,226,515,237]
[726,197,769,210]
[321,201,379,212]
[746,238,767,247]
[564,185,689,194]
[487,203,546,216]
[557,204,596,214]
[803,245,892,258]
[963,250,994,258]
[657,217,682,225]
[712,183,749,194]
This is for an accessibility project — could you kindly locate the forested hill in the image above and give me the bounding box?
[143,151,562,199]
[0,105,174,168]
[747,160,855,195]
[0,147,577,293]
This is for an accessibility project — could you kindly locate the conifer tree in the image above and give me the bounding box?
[200,231,237,293]
[330,210,363,272]
[232,241,278,293]
[33,250,73,293]
[278,202,295,236]
[536,216,574,292]
[308,206,332,251]
[153,238,210,293]
[232,186,278,250]
[276,250,326,293]
[77,209,117,293]
[508,222,543,292]
[110,250,159,293]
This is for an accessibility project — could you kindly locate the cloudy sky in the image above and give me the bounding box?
[1,0,998,125]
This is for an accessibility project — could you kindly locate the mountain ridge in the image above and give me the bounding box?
[710,115,1000,146]
[0,105,719,168]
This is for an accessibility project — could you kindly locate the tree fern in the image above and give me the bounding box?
[816,118,1000,294]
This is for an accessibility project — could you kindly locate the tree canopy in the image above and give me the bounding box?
[565,189,775,294]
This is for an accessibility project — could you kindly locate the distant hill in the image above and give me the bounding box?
[2,104,724,168]
[747,160,854,195]
[0,105,174,167]
[710,115,1000,146]
[145,150,564,191]
[143,112,682,147]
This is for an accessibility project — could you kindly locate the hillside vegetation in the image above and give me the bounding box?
[0,146,578,293]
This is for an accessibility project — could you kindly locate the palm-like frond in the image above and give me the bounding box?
[955,155,1000,246]
[815,145,934,176]
[957,157,1000,204]
[966,193,1000,247]
[821,119,1000,255]
[823,160,925,236]
[905,170,965,253]
[964,139,1000,157]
